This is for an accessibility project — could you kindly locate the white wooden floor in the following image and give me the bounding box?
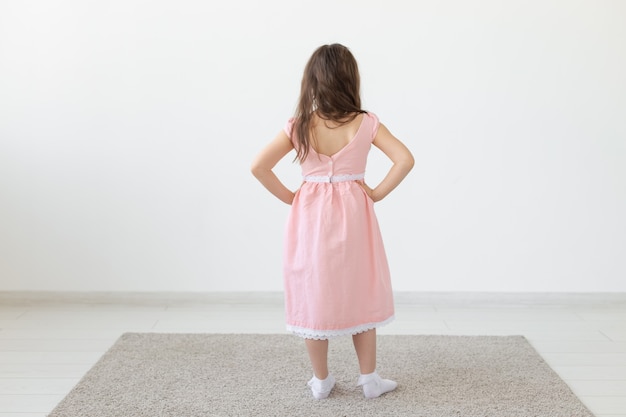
[0,292,625,417]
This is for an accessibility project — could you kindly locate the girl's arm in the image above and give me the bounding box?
[251,130,296,205]
[362,123,414,202]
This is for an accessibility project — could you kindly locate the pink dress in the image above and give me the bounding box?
[283,112,394,340]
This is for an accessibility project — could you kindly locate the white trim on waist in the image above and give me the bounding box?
[303,173,365,183]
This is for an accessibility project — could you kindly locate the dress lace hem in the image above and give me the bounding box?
[286,315,395,340]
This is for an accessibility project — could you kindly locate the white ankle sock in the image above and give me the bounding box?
[357,371,397,399]
[307,374,335,399]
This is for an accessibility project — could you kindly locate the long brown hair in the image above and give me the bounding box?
[293,44,366,163]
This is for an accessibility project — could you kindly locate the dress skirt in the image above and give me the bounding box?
[283,178,394,340]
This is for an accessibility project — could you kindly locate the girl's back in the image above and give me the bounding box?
[310,113,365,157]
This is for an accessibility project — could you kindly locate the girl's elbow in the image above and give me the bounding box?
[404,155,415,171]
[250,164,263,178]
[250,164,270,179]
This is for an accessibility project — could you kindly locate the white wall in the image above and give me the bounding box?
[1,0,625,292]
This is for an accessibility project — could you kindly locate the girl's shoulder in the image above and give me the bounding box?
[364,111,379,124]
[283,117,297,138]
[362,112,380,139]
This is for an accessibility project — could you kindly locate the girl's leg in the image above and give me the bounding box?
[305,338,329,379]
[305,338,335,399]
[353,328,397,398]
[352,329,377,374]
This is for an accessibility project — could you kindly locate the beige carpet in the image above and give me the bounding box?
[48,333,595,416]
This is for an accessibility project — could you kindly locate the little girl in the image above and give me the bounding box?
[251,43,414,400]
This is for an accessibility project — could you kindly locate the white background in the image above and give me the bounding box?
[1,0,624,292]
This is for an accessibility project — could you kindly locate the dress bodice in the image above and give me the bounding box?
[284,113,380,180]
